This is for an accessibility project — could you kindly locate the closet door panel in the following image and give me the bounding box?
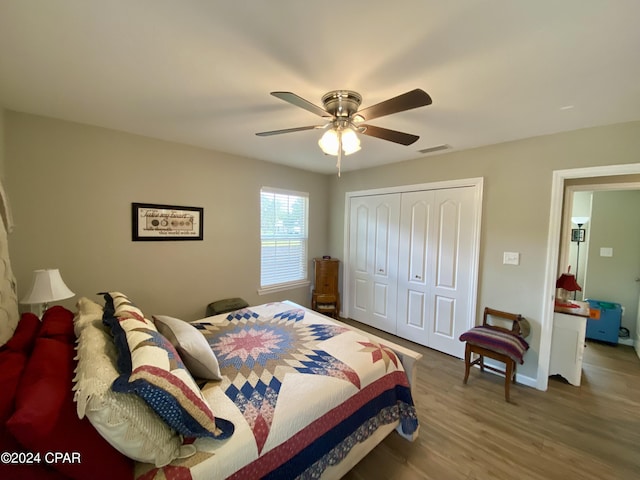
[353,278,369,312]
[408,200,429,283]
[350,203,371,321]
[433,296,455,337]
[396,191,434,344]
[348,194,400,333]
[435,200,459,289]
[373,282,390,317]
[407,290,426,328]
[354,205,369,273]
[427,188,476,358]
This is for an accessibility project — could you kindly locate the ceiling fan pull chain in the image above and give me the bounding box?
[337,133,342,177]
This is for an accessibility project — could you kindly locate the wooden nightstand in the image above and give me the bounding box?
[311,258,340,318]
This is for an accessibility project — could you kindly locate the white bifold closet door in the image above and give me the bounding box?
[396,187,476,358]
[348,193,400,333]
[348,186,477,359]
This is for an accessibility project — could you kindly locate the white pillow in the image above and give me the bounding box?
[74,297,105,336]
[153,315,222,381]
[73,306,194,467]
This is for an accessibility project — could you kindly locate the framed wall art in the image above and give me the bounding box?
[132,203,204,241]
[571,228,585,243]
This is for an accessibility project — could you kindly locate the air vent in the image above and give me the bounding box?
[418,144,450,154]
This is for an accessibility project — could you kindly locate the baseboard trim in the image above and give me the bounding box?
[476,359,538,389]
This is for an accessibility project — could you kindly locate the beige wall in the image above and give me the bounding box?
[0,108,5,179]
[5,109,640,383]
[4,111,331,320]
[328,121,640,381]
[584,190,640,339]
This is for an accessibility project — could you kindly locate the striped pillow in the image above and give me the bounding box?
[102,292,233,439]
[459,326,529,364]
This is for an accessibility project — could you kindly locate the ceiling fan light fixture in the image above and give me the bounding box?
[257,88,432,176]
[318,128,340,155]
[341,128,361,155]
[318,127,361,156]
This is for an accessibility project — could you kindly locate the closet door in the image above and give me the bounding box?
[396,187,477,358]
[396,190,434,344]
[348,194,400,333]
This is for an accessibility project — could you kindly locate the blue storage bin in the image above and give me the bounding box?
[585,299,621,344]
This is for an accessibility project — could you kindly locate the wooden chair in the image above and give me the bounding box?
[460,307,530,402]
[311,292,340,319]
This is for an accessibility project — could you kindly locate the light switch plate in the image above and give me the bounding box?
[503,252,520,265]
[600,247,613,257]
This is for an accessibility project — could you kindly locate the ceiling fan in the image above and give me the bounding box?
[256,89,432,175]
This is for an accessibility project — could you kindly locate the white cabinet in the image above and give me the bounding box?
[549,311,587,386]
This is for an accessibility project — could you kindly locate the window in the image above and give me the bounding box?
[260,187,309,293]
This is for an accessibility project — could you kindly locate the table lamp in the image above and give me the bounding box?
[20,268,75,318]
[555,267,581,307]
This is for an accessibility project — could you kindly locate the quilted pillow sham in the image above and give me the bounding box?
[102,292,233,439]
[153,315,222,381]
[73,297,191,467]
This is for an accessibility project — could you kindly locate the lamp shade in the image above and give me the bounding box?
[318,129,340,155]
[340,128,361,155]
[20,269,75,304]
[556,273,582,292]
[318,127,361,156]
[571,216,589,226]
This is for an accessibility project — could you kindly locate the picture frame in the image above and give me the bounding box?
[571,228,585,243]
[132,203,203,241]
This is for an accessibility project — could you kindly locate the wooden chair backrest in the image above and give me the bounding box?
[482,307,525,336]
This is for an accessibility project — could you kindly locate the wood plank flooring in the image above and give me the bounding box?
[341,319,640,480]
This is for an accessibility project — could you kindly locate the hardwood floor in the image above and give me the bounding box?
[341,320,640,480]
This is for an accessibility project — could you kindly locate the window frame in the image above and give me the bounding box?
[258,186,310,295]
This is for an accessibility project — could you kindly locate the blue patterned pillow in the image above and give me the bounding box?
[102,292,233,439]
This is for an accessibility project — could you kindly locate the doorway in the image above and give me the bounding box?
[562,186,640,347]
[540,163,640,390]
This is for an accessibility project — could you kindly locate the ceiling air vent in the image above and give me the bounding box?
[418,144,450,154]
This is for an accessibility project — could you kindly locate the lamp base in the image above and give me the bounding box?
[28,302,49,320]
[556,289,580,308]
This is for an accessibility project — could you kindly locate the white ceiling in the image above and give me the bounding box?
[1,1,639,174]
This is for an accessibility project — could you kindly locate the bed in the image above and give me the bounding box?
[1,289,422,480]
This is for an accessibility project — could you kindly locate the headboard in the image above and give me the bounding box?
[0,179,19,346]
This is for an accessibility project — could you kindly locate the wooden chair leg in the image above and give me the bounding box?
[504,360,514,402]
[463,344,471,384]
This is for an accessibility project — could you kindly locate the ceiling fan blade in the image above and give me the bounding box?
[271,92,331,118]
[256,125,323,136]
[359,124,419,146]
[357,89,432,121]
